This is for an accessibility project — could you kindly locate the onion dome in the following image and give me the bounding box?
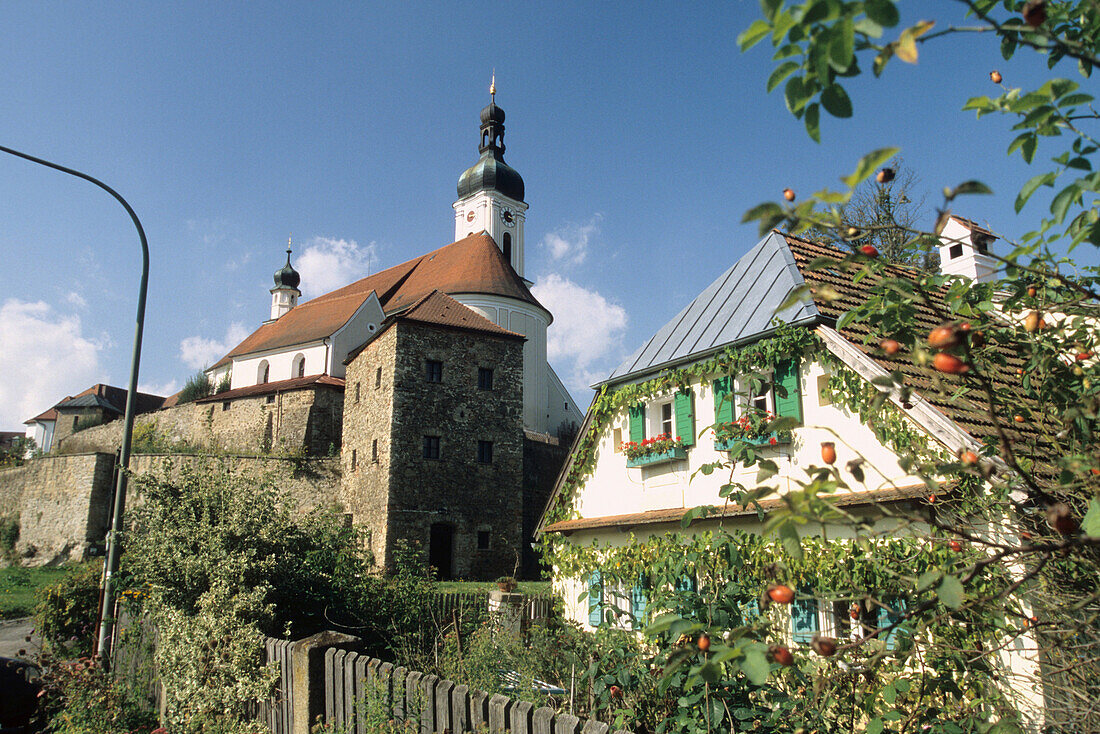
[457,85,525,202]
[273,246,300,290]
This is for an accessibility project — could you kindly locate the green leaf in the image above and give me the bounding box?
[1082,497,1100,538]
[785,75,812,114]
[843,147,901,188]
[804,102,821,142]
[740,647,770,685]
[951,180,993,197]
[1015,172,1056,213]
[864,0,899,28]
[778,521,803,560]
[937,574,965,609]
[766,61,800,93]
[865,717,884,734]
[1050,184,1079,223]
[828,17,854,72]
[737,19,772,51]
[821,84,853,118]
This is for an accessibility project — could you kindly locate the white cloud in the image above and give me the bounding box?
[541,215,602,267]
[65,291,87,309]
[138,379,181,398]
[0,299,103,429]
[296,236,378,299]
[179,322,250,370]
[531,274,628,395]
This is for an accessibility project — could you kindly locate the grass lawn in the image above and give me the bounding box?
[0,566,70,619]
[435,580,552,595]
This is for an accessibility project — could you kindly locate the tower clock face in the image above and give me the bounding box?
[466,210,476,222]
[501,208,515,226]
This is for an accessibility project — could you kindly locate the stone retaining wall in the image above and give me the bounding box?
[0,453,114,566]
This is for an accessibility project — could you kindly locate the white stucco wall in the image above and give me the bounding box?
[329,293,384,378]
[25,421,54,453]
[230,342,328,389]
[572,357,921,523]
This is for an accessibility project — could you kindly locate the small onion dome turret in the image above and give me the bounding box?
[274,247,300,290]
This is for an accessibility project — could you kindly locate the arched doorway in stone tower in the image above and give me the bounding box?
[429,523,455,580]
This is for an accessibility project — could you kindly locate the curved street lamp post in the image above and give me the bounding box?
[0,144,149,667]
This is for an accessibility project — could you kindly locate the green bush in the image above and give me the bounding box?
[35,561,103,657]
[177,370,213,404]
[35,655,159,734]
[0,515,19,562]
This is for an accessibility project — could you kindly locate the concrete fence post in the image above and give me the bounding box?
[488,589,525,640]
[289,630,361,734]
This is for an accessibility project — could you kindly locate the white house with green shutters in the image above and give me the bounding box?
[535,227,1047,724]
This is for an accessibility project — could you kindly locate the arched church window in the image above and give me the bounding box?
[293,354,305,378]
[502,233,512,264]
[259,360,269,384]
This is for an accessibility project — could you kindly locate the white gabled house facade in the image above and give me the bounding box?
[537,226,1048,727]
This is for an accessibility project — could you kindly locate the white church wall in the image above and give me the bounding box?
[547,364,583,436]
[329,293,384,379]
[230,342,328,390]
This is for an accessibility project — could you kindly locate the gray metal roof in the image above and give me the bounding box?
[55,394,123,413]
[604,231,820,383]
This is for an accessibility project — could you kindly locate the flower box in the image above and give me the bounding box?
[713,433,789,451]
[626,445,688,467]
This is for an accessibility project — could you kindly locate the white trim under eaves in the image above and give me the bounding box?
[816,325,989,461]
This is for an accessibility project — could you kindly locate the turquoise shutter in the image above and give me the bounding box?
[674,389,695,447]
[588,571,603,627]
[738,599,761,623]
[713,376,733,424]
[791,595,819,644]
[774,358,803,423]
[631,575,648,626]
[878,597,907,649]
[628,404,645,443]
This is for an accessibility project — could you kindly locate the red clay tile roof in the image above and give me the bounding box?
[195,374,344,403]
[25,407,59,424]
[25,384,166,424]
[543,484,931,533]
[783,232,1036,444]
[213,233,543,367]
[399,290,525,339]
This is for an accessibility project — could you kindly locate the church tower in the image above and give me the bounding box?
[453,78,529,278]
[269,242,301,321]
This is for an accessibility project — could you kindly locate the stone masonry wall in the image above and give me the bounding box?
[521,433,569,579]
[340,327,399,568]
[0,453,115,566]
[387,322,524,580]
[57,386,343,457]
[0,453,341,568]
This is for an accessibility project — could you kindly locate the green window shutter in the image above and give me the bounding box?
[878,597,907,649]
[774,358,803,424]
[588,571,603,627]
[631,574,648,626]
[738,599,761,623]
[674,389,695,447]
[628,403,645,443]
[791,594,819,644]
[713,376,733,424]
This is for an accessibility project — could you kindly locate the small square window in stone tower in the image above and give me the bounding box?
[477,440,493,464]
[426,360,443,383]
[477,530,490,550]
[423,435,441,459]
[478,367,494,390]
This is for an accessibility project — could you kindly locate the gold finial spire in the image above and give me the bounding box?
[287,234,292,254]
[490,70,496,101]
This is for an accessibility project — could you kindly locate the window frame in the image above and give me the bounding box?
[425,360,443,383]
[422,435,441,460]
[476,440,493,464]
[478,367,494,390]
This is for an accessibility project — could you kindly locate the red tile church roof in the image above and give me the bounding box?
[213,233,542,368]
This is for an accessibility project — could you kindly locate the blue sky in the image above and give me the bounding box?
[0,1,1092,430]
